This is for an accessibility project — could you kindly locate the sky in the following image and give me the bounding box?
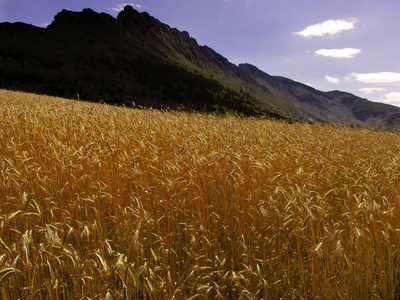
[1,0,400,107]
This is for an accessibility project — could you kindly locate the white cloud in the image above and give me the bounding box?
[110,3,142,12]
[351,72,400,83]
[325,75,340,83]
[379,92,400,106]
[358,88,387,94]
[294,19,357,37]
[315,48,362,59]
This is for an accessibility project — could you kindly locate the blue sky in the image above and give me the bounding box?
[1,0,400,106]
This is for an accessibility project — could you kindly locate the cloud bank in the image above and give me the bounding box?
[352,72,400,83]
[358,88,387,94]
[325,75,340,83]
[380,92,400,106]
[315,48,362,59]
[110,3,142,12]
[294,19,357,37]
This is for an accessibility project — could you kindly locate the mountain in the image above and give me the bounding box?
[1,6,399,128]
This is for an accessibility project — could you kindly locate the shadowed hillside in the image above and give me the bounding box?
[1,6,399,127]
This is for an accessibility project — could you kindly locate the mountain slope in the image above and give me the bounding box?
[1,6,399,127]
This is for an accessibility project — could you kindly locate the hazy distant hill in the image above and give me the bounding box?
[1,5,399,127]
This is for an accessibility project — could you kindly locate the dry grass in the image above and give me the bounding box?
[1,89,400,299]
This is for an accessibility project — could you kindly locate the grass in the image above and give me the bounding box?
[1,89,400,299]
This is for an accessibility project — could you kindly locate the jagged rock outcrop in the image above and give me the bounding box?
[50,8,116,28]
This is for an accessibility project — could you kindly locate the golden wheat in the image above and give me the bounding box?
[1,89,400,299]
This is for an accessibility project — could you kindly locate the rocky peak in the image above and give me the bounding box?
[117,6,199,46]
[49,8,115,28]
[117,5,159,29]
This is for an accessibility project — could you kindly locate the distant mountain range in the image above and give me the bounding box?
[1,5,400,128]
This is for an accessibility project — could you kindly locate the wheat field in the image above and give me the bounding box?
[1,89,400,299]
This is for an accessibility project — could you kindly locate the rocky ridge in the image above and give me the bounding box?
[1,5,400,128]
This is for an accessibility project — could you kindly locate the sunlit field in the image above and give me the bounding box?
[1,89,400,299]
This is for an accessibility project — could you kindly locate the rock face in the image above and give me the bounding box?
[1,5,400,128]
[50,8,116,27]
